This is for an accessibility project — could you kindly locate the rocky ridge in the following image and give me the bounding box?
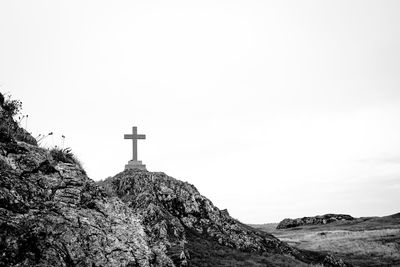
[277,214,355,229]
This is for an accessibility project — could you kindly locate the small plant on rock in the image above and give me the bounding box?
[49,147,84,172]
[0,92,36,145]
[0,92,22,117]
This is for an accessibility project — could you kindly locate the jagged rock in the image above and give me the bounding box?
[0,146,159,266]
[101,170,296,265]
[277,214,355,229]
[0,114,165,266]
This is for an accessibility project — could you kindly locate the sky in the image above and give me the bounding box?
[1,0,400,223]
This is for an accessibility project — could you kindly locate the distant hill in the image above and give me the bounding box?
[251,213,400,266]
[276,214,355,229]
[252,213,400,232]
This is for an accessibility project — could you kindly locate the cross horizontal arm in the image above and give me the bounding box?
[124,134,146,139]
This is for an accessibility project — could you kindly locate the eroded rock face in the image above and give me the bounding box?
[277,214,355,229]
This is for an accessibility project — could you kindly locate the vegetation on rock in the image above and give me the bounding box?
[0,92,22,117]
[0,92,36,146]
[49,147,84,171]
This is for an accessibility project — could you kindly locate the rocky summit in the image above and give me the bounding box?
[100,170,296,265]
[0,96,349,266]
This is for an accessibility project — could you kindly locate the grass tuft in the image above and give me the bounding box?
[49,147,85,172]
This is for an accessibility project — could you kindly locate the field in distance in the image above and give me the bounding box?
[250,213,400,267]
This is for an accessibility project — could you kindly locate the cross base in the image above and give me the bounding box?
[125,160,147,171]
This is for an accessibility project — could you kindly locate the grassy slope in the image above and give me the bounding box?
[185,230,312,267]
[251,213,400,267]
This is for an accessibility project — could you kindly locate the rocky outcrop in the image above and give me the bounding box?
[0,94,350,266]
[0,117,165,266]
[100,171,350,267]
[100,171,297,263]
[277,214,355,229]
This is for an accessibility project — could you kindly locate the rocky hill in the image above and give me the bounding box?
[277,214,355,229]
[99,170,315,266]
[0,94,349,266]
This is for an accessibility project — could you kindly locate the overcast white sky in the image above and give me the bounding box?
[1,0,400,223]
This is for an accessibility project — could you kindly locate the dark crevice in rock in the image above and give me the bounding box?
[20,160,59,179]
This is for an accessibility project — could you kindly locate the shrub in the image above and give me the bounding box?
[1,93,22,117]
[0,92,36,145]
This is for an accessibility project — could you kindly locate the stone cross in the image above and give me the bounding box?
[124,126,146,161]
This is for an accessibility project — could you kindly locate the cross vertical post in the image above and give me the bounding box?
[124,126,147,170]
[124,126,146,161]
[132,126,138,161]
